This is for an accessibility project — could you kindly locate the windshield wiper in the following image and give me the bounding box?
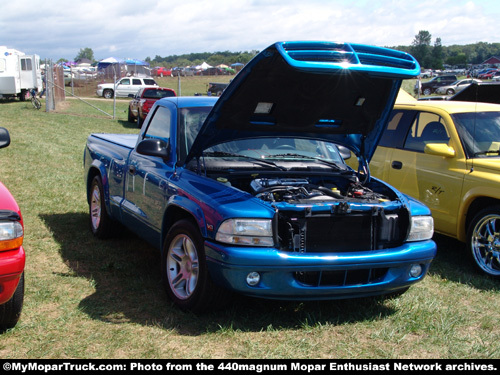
[272,153,344,170]
[203,151,287,170]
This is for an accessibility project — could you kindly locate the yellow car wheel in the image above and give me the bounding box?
[468,207,500,279]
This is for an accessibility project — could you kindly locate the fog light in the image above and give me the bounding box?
[409,264,423,278]
[246,272,261,286]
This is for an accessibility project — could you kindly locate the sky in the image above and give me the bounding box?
[1,0,499,62]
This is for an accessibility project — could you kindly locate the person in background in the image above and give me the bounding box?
[39,72,46,98]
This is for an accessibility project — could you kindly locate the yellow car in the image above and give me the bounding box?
[369,92,500,278]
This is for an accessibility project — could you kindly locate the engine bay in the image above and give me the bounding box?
[208,170,408,252]
[212,171,396,205]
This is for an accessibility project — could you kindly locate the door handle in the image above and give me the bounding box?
[391,161,403,170]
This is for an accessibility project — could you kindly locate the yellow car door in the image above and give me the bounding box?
[372,109,467,238]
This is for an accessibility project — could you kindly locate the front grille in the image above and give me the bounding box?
[295,268,389,287]
[277,207,406,253]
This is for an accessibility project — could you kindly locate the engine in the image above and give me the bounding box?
[249,177,388,204]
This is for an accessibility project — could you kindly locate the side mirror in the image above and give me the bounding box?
[136,138,170,160]
[424,143,455,158]
[0,127,11,149]
[337,145,351,160]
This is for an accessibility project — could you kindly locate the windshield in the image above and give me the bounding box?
[178,107,348,167]
[452,111,500,157]
[203,137,346,165]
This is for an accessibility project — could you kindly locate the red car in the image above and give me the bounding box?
[152,67,172,77]
[128,87,176,127]
[0,127,25,331]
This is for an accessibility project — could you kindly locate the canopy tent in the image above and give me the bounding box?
[97,57,124,70]
[125,58,149,66]
[97,57,126,79]
[97,57,151,78]
[195,61,212,70]
[231,62,244,71]
[124,59,151,77]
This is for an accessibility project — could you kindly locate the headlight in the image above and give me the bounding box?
[407,216,434,242]
[0,221,24,251]
[215,219,273,246]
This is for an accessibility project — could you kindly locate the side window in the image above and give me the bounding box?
[403,112,449,153]
[379,110,415,148]
[21,58,33,71]
[120,78,130,85]
[132,79,141,85]
[144,106,171,141]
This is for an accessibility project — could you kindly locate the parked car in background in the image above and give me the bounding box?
[417,75,458,95]
[207,82,229,96]
[478,69,498,79]
[490,71,500,81]
[96,77,158,99]
[435,78,482,95]
[152,67,172,77]
[172,67,196,77]
[370,94,500,278]
[202,67,229,76]
[421,69,433,78]
[128,87,176,126]
[0,127,25,331]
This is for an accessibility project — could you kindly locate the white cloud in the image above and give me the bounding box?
[0,0,498,61]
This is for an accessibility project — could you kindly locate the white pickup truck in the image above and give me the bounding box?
[96,77,158,99]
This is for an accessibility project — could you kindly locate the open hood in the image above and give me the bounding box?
[187,41,419,164]
[450,82,500,104]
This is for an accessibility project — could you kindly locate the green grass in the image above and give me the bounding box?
[0,84,498,359]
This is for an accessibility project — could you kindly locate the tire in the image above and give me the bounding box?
[127,107,135,123]
[423,88,432,96]
[89,175,115,238]
[0,273,24,332]
[467,206,500,278]
[162,220,229,312]
[103,89,113,99]
[137,114,142,128]
[32,98,41,110]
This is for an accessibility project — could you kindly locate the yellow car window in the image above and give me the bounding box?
[404,113,449,153]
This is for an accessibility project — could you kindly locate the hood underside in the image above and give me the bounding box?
[187,41,419,164]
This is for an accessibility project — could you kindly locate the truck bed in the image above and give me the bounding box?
[90,133,138,149]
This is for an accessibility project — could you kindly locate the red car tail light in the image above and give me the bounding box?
[141,100,154,114]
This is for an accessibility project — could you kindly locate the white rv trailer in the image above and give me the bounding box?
[0,46,42,99]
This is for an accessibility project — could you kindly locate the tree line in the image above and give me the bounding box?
[391,30,500,70]
[71,32,500,71]
[145,50,259,68]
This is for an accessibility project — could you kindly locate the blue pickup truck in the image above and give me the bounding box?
[84,41,436,312]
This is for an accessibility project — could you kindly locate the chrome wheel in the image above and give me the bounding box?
[162,220,229,311]
[470,213,500,277]
[88,176,114,238]
[90,183,102,232]
[166,234,199,300]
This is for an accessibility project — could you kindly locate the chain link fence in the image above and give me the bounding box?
[42,60,65,111]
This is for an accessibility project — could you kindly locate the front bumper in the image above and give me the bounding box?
[0,246,25,305]
[205,240,436,300]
